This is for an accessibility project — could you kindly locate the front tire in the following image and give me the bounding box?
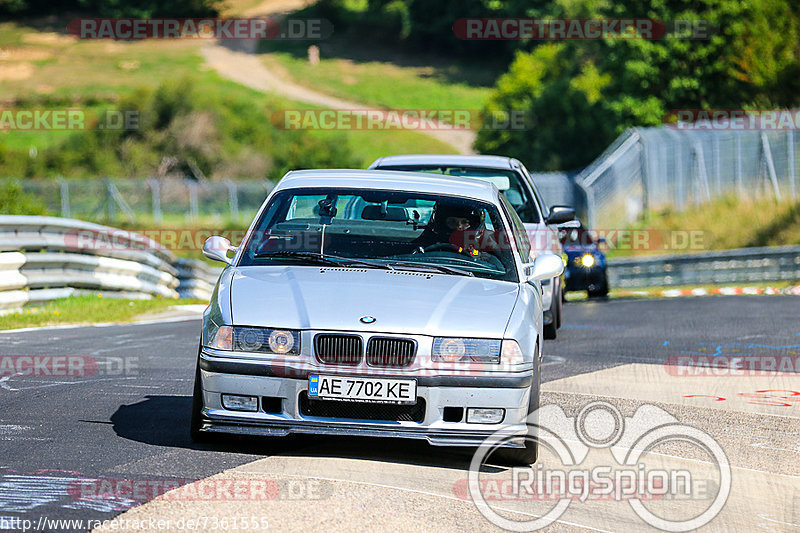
[555,285,563,329]
[543,298,558,340]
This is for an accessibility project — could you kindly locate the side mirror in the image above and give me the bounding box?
[203,236,235,264]
[546,205,576,225]
[524,253,564,282]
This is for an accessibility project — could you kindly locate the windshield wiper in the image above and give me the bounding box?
[253,251,393,270]
[386,261,473,277]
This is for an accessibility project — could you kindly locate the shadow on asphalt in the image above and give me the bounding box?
[110,395,478,471]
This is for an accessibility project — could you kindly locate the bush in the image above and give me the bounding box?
[0,78,359,181]
[0,180,49,215]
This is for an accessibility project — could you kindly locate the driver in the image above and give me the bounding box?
[413,201,484,254]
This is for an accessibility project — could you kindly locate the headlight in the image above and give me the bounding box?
[203,325,300,354]
[432,338,501,363]
[580,254,595,268]
[234,327,300,355]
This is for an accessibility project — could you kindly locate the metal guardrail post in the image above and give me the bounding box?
[760,132,782,201]
[148,178,162,224]
[789,129,796,200]
[735,133,743,197]
[226,179,239,222]
[105,178,115,221]
[188,180,199,222]
[58,177,70,218]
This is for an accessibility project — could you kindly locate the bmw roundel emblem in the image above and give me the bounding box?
[360,316,376,324]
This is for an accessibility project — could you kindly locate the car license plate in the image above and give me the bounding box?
[308,375,416,404]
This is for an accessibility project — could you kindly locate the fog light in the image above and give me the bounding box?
[467,408,504,424]
[221,394,258,412]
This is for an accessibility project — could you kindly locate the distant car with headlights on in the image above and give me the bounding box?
[191,169,563,464]
[561,223,608,298]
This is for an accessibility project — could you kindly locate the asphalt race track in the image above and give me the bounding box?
[1,296,798,532]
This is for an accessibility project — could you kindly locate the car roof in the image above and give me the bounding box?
[369,154,519,171]
[274,169,501,203]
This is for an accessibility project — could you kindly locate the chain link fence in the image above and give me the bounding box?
[11,178,274,225]
[577,125,799,228]
[529,171,585,214]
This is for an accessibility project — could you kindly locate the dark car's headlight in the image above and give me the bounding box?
[579,254,596,268]
[432,337,525,364]
[205,325,300,355]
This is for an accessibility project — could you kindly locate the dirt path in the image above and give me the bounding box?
[200,3,476,154]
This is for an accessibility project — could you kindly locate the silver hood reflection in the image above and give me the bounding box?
[229,266,520,338]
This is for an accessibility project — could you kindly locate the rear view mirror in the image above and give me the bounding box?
[361,205,408,221]
[546,205,576,225]
[525,254,564,282]
[203,236,235,264]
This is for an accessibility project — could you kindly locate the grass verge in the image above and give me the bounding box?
[608,196,800,258]
[0,295,206,330]
[260,51,492,113]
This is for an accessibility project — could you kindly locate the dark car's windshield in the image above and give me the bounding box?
[376,165,540,224]
[238,188,519,282]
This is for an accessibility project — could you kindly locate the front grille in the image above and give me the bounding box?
[299,392,425,422]
[315,334,363,365]
[366,337,416,367]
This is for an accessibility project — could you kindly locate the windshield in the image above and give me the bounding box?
[377,165,540,223]
[238,188,519,282]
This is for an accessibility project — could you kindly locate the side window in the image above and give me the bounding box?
[518,165,548,219]
[499,194,532,261]
[505,170,539,224]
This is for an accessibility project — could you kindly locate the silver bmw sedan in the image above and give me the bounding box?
[191,169,563,464]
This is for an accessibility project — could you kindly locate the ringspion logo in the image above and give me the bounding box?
[466,402,730,531]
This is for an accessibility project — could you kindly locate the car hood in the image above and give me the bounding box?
[229,266,519,337]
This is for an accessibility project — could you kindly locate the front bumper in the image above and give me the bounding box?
[196,350,535,448]
[564,266,606,292]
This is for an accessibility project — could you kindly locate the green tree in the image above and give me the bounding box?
[476,0,800,170]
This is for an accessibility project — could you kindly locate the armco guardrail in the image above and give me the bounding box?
[0,216,222,309]
[174,258,221,299]
[607,245,800,289]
